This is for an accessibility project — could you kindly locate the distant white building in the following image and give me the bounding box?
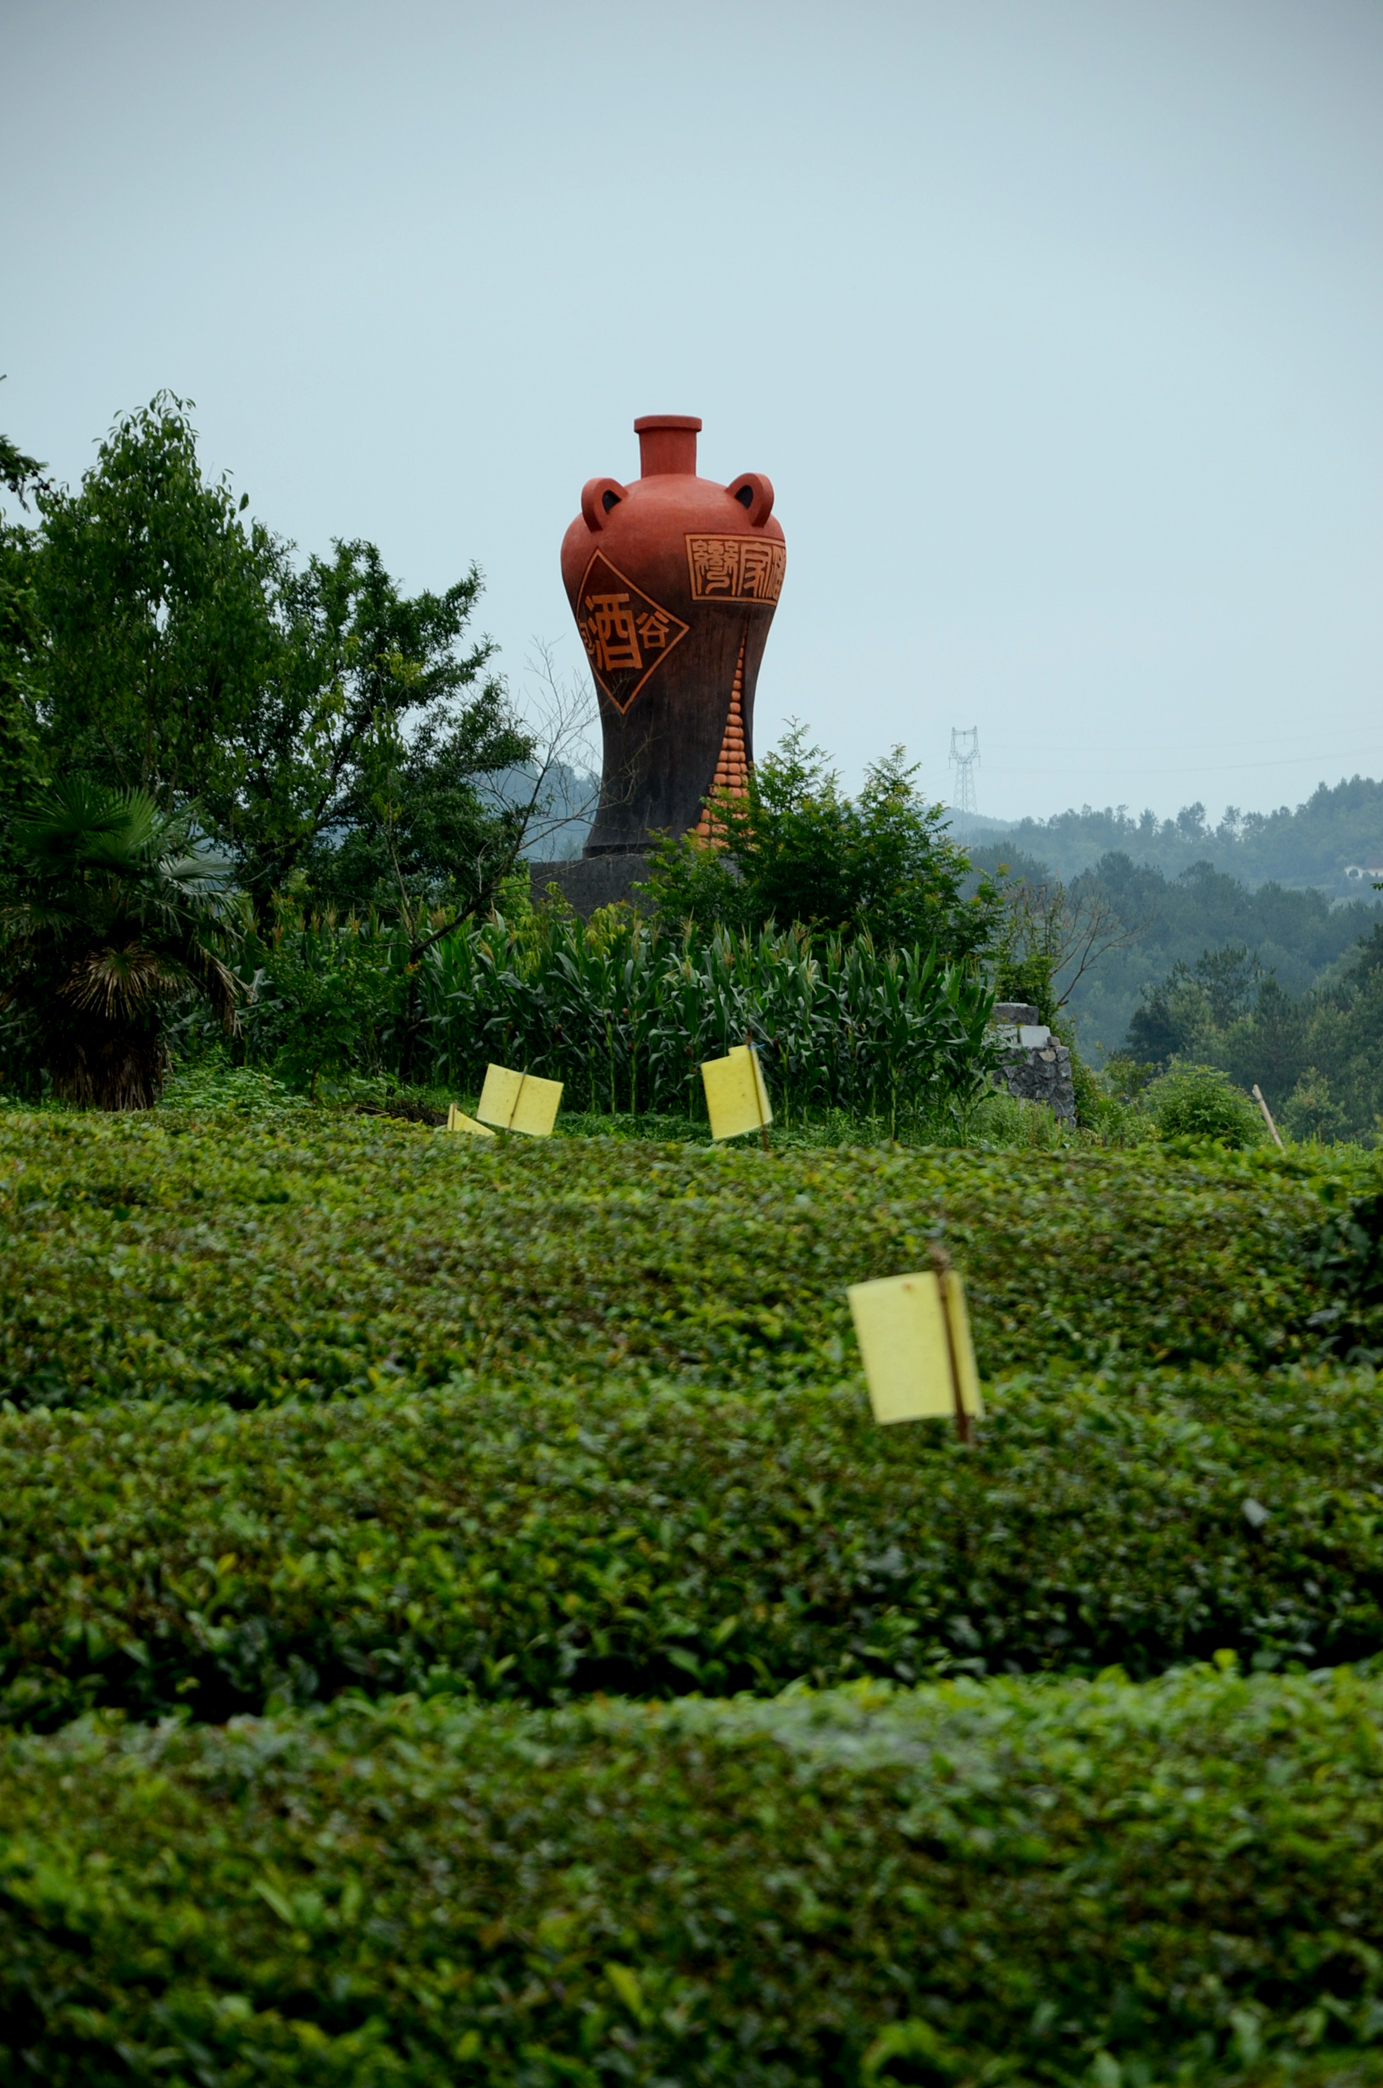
[1343,865,1383,881]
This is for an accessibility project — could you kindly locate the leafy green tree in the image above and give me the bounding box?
[0,404,51,860]
[982,774,1383,896]
[0,780,240,1108]
[21,396,534,927]
[1119,921,1383,1142]
[227,537,531,918]
[217,540,536,1079]
[1279,1066,1349,1144]
[1126,946,1264,1068]
[34,394,279,808]
[643,725,1002,964]
[1146,1062,1264,1149]
[0,436,45,501]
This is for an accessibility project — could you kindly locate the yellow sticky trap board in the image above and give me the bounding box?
[701,1043,773,1142]
[942,1267,984,1420]
[846,1269,983,1426]
[475,1062,564,1137]
[509,1072,563,1137]
[445,1103,494,1137]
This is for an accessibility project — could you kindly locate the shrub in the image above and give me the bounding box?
[1299,1184,1383,1361]
[1281,1066,1350,1145]
[1066,1040,1104,1127]
[0,991,42,1102]
[1148,1061,1265,1148]
[0,1667,1381,2084]
[0,1363,1379,1727]
[970,1088,1079,1150]
[246,909,406,1097]
[638,725,1004,965]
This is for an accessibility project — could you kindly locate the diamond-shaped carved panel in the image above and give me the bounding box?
[575,552,689,713]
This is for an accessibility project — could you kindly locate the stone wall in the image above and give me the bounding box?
[989,1004,1076,1122]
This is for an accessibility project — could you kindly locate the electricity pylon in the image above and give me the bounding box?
[949,727,980,834]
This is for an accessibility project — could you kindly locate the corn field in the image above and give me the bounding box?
[233,909,997,1130]
[440,912,994,1128]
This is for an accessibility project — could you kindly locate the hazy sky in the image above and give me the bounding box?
[3,0,1380,824]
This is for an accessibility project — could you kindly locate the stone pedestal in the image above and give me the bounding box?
[529,854,652,919]
[989,1008,1077,1122]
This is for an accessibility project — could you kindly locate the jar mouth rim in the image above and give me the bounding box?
[633,415,703,433]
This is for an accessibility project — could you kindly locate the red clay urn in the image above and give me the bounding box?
[561,414,786,854]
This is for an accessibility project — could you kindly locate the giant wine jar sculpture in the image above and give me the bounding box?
[561,414,786,856]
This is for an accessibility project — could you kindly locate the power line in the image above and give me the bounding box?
[985,746,1379,779]
[987,729,1365,756]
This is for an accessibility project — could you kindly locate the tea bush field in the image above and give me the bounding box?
[3,1104,1383,2085]
[2,1668,1382,2086]
[0,1110,1359,1412]
[0,1363,1381,1727]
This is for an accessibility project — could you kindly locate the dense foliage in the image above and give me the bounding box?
[0,427,47,868]
[643,728,1003,965]
[967,844,1383,1068]
[215,534,531,920]
[1,1109,1376,1729]
[0,1358,1379,1727]
[0,1667,1381,2085]
[32,395,280,812]
[983,773,1383,897]
[164,906,998,1124]
[1125,927,1383,1143]
[0,781,240,1108]
[419,909,995,1127]
[0,396,534,924]
[2,1107,1383,2079]
[1143,1062,1268,1149]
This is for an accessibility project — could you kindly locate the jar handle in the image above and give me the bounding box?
[581,478,627,531]
[726,472,774,526]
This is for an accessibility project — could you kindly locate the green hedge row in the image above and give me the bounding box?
[0,1112,1355,1410]
[1,1667,1381,2086]
[2,1365,1380,1728]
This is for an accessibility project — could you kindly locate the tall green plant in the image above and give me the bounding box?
[412,909,997,1126]
[244,904,407,1099]
[231,906,996,1124]
[0,780,240,1108]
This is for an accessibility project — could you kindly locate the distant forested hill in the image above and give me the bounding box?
[966,842,1383,1062]
[976,774,1383,898]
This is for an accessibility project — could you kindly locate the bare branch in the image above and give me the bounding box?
[1053,889,1142,1006]
[472,639,601,865]
[997,869,1144,1011]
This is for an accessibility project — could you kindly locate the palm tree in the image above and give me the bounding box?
[0,780,241,1109]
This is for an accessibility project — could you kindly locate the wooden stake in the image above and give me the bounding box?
[926,1240,972,1445]
[1252,1083,1284,1150]
[748,1031,770,1154]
